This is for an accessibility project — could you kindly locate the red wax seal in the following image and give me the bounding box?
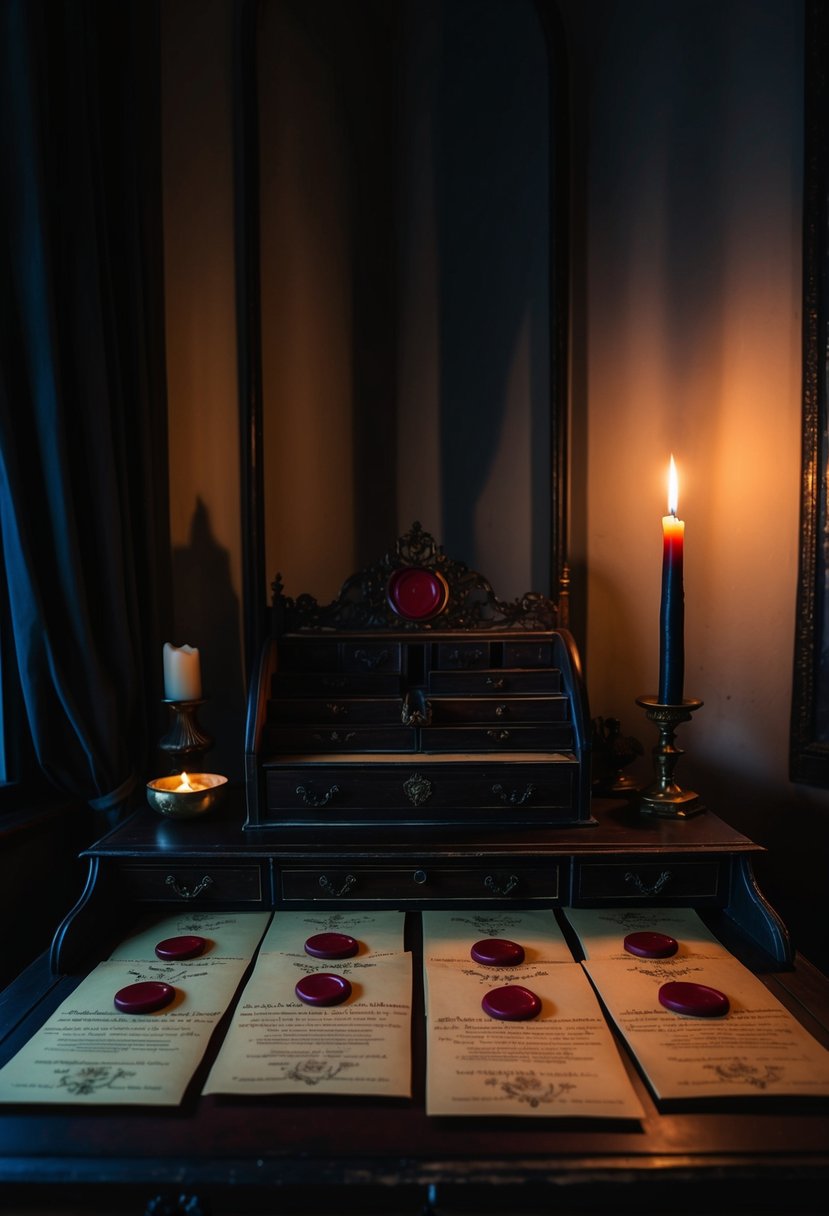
[295,973,352,1007]
[481,985,542,1021]
[155,935,208,961]
[304,932,359,960]
[114,981,176,1014]
[623,931,678,959]
[386,567,448,621]
[470,938,526,966]
[658,980,730,1017]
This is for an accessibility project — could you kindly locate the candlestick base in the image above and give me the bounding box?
[635,696,705,818]
[159,699,213,773]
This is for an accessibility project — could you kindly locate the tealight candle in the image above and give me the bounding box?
[163,641,202,701]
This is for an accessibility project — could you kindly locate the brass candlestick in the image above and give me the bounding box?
[159,699,213,773]
[635,695,705,818]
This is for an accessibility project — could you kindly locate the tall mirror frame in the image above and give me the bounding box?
[232,0,571,679]
[791,0,829,786]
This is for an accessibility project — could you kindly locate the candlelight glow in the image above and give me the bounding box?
[175,772,197,792]
[667,455,679,516]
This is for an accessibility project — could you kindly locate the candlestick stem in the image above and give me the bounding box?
[635,695,704,818]
[159,699,213,773]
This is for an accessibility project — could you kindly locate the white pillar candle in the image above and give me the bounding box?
[163,642,202,701]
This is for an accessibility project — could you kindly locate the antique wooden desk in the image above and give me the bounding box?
[1,793,828,1216]
[2,532,828,1213]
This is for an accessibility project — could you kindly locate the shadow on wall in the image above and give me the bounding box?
[170,499,245,783]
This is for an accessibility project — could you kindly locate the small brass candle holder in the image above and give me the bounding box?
[159,699,213,773]
[635,695,705,818]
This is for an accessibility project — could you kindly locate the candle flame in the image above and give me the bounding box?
[667,455,679,516]
[176,771,196,792]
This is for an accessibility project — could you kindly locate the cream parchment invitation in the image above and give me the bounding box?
[564,907,730,961]
[109,909,273,960]
[424,958,645,1118]
[0,954,252,1106]
[422,908,574,965]
[584,955,829,1099]
[202,949,412,1098]
[259,909,406,956]
[0,910,272,1106]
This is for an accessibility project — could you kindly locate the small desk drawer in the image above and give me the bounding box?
[573,860,723,904]
[279,864,560,904]
[116,864,265,904]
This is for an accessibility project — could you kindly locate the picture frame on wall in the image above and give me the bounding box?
[791,1,829,786]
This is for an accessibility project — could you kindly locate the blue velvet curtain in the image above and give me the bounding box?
[0,0,169,812]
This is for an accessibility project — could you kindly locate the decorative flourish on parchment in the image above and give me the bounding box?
[56,1066,135,1096]
[484,1072,576,1108]
[285,1059,359,1086]
[703,1058,784,1089]
[448,914,524,935]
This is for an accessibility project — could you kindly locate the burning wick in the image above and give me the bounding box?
[175,772,201,792]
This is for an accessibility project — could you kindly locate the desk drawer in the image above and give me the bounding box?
[263,757,580,826]
[279,863,560,904]
[116,864,265,904]
[573,860,723,904]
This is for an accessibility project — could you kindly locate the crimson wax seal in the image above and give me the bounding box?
[386,567,448,621]
[114,981,176,1014]
[481,985,542,1021]
[470,938,526,966]
[295,973,352,1007]
[658,980,730,1017]
[155,934,208,961]
[304,932,360,960]
[623,931,678,959]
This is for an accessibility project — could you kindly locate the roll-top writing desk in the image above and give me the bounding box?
[1,527,827,1215]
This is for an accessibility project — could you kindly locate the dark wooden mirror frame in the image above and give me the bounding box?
[791,1,829,786]
[231,0,571,682]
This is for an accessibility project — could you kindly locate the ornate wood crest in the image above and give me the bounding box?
[272,522,558,633]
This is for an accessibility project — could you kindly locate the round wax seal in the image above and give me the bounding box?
[295,973,352,1007]
[155,934,208,961]
[481,985,542,1021]
[470,938,526,966]
[623,931,678,959]
[658,980,730,1018]
[387,567,447,621]
[114,981,176,1014]
[304,932,359,960]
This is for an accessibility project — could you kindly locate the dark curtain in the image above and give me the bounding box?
[0,0,169,812]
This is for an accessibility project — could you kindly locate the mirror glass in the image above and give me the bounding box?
[248,0,567,613]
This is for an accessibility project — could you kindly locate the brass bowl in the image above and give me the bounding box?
[146,773,227,819]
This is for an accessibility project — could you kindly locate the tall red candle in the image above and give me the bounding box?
[658,456,685,704]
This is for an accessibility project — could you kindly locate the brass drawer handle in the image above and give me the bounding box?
[325,703,349,717]
[296,783,340,808]
[353,648,389,670]
[495,703,509,717]
[486,677,505,691]
[492,782,536,806]
[165,874,214,901]
[447,647,484,668]
[318,874,358,898]
[311,731,356,744]
[624,869,672,897]
[486,728,511,742]
[484,874,520,897]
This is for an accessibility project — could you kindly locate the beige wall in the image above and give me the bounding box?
[162,0,828,967]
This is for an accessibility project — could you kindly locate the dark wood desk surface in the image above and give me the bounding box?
[0,799,827,1214]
